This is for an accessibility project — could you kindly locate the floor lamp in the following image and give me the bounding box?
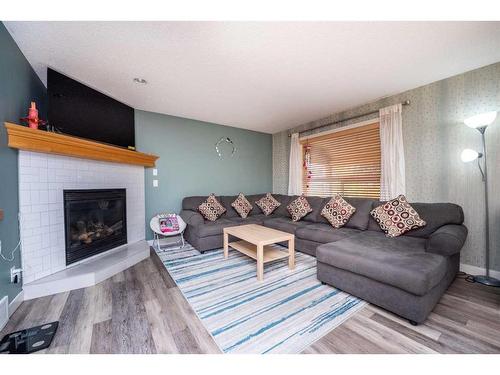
[460,111,500,287]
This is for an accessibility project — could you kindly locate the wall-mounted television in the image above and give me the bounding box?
[47,68,135,149]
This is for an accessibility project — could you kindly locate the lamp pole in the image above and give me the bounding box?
[473,126,500,287]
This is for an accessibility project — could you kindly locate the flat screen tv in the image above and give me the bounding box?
[47,68,135,149]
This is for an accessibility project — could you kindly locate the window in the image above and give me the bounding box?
[301,122,381,198]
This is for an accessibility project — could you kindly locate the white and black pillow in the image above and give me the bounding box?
[198,194,226,221]
[370,195,426,237]
[287,195,313,222]
[321,194,356,228]
[231,193,253,218]
[255,193,281,216]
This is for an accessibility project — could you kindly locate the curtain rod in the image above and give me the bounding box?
[288,100,410,137]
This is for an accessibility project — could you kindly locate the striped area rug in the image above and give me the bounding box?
[155,243,366,354]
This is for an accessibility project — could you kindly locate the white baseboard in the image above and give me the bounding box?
[9,290,24,317]
[0,296,7,331]
[0,290,24,331]
[460,263,500,280]
[147,239,154,246]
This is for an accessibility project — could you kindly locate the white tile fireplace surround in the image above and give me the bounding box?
[18,150,147,289]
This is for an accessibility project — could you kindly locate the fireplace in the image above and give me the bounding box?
[64,189,127,265]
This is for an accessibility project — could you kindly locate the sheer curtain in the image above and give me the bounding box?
[379,104,406,200]
[288,133,302,195]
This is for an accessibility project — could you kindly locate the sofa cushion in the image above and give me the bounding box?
[321,194,356,228]
[405,203,464,238]
[192,219,240,238]
[296,223,361,243]
[316,231,446,296]
[273,194,295,217]
[221,215,271,226]
[243,214,277,225]
[231,193,253,218]
[370,195,426,237]
[255,193,281,215]
[310,197,375,229]
[219,195,239,218]
[426,224,468,257]
[198,194,226,221]
[367,200,465,238]
[263,217,311,234]
[182,196,212,211]
[287,195,313,222]
[244,194,266,216]
[343,198,376,230]
[302,196,328,223]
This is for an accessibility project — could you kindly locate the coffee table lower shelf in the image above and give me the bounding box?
[228,240,290,263]
[223,224,295,281]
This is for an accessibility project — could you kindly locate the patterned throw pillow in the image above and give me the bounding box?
[198,194,226,221]
[287,195,313,222]
[255,193,281,216]
[231,193,253,218]
[370,195,426,237]
[321,194,356,228]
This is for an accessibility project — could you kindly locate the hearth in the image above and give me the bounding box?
[64,189,127,265]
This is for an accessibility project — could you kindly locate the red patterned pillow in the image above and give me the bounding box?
[231,193,253,218]
[198,194,226,221]
[321,194,356,228]
[370,195,426,237]
[287,195,313,222]
[255,193,281,216]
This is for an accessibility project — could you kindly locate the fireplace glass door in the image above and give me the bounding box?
[64,189,127,265]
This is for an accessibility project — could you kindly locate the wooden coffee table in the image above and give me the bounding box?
[223,224,295,281]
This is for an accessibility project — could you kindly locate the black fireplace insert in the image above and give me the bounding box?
[64,189,127,265]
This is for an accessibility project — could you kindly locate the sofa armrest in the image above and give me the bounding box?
[426,224,468,257]
[180,210,204,226]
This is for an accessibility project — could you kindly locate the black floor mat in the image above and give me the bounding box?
[0,321,59,354]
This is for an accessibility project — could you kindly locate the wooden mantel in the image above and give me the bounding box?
[5,122,158,167]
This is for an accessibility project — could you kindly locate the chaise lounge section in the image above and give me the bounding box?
[179,193,467,323]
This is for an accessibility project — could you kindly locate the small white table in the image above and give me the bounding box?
[149,214,187,252]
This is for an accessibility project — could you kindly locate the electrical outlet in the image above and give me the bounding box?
[153,179,159,187]
[10,267,22,284]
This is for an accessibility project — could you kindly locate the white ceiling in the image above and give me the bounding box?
[5,21,500,134]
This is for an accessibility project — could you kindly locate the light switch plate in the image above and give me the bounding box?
[153,179,159,187]
[153,169,158,176]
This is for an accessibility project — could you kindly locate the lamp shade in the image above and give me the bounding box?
[461,149,480,163]
[464,111,497,129]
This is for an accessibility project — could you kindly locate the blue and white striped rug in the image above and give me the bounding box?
[155,243,366,354]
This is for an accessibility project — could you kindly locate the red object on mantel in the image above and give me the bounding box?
[20,101,47,130]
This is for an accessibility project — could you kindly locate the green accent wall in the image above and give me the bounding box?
[135,110,273,240]
[0,23,47,303]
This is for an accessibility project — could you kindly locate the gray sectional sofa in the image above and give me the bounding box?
[179,193,467,324]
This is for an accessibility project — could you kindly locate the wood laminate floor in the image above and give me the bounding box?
[2,249,500,354]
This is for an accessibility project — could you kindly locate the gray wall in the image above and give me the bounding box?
[135,110,273,240]
[0,23,47,302]
[273,62,500,272]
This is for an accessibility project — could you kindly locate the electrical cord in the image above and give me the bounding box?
[0,238,22,262]
[0,212,23,262]
[456,271,476,283]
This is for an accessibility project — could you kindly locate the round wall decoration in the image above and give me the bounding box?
[215,137,237,159]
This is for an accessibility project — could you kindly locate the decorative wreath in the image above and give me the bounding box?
[215,137,236,158]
